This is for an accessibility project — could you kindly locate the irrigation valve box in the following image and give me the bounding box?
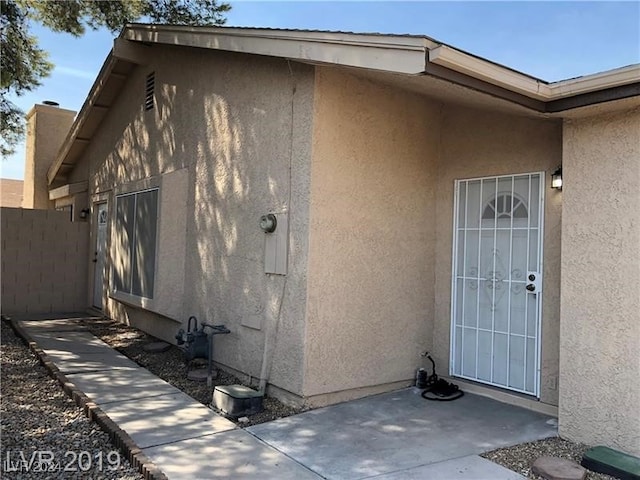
[213,385,264,418]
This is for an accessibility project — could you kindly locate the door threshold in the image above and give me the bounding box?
[446,376,557,417]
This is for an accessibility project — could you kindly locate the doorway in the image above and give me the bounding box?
[93,202,108,309]
[450,173,544,396]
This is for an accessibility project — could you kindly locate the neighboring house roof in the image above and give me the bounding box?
[47,25,640,186]
[0,179,24,208]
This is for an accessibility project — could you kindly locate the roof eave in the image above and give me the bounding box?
[428,44,640,102]
[47,53,118,186]
[47,25,640,186]
[123,24,432,75]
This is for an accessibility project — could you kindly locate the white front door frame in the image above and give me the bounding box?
[450,172,545,397]
[93,202,108,309]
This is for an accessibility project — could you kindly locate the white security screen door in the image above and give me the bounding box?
[451,173,544,396]
[93,203,108,309]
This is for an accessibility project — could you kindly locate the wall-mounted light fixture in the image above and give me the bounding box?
[259,213,277,233]
[79,208,91,219]
[551,167,563,190]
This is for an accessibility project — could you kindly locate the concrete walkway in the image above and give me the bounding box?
[14,316,558,479]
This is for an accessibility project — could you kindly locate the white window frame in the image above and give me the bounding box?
[111,186,159,305]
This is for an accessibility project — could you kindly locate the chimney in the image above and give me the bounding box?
[22,102,76,209]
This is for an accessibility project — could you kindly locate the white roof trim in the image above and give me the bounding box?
[429,45,640,101]
[127,25,639,101]
[429,45,549,100]
[547,64,640,97]
[47,25,639,187]
[124,25,434,75]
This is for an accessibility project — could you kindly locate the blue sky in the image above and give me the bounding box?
[3,1,639,179]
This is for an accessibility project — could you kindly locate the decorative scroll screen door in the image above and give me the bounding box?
[450,173,544,396]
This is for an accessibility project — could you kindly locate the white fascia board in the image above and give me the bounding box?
[430,45,640,101]
[548,64,640,97]
[429,45,551,100]
[124,25,430,74]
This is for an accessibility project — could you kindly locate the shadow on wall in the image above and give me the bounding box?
[185,54,295,377]
[92,49,298,380]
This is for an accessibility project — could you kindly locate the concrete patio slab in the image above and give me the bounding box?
[142,429,322,479]
[65,368,182,405]
[371,455,525,479]
[248,388,557,480]
[98,392,236,448]
[42,350,140,374]
[12,315,548,480]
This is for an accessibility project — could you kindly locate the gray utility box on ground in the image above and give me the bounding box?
[213,385,264,418]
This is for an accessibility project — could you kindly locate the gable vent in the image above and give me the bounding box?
[145,72,155,111]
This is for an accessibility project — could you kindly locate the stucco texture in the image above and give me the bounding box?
[23,105,75,209]
[78,45,315,397]
[305,67,440,399]
[560,107,640,456]
[72,47,566,407]
[305,68,563,405]
[433,105,563,406]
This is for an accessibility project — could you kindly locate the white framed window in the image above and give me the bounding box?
[113,188,158,299]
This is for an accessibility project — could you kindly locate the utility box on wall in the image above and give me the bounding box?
[263,212,288,275]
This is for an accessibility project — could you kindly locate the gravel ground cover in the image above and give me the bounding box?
[80,317,305,427]
[0,319,143,480]
[481,436,617,479]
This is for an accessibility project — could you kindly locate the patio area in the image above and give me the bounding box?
[248,387,558,479]
[9,315,559,479]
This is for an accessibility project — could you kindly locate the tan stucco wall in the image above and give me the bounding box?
[307,69,563,405]
[560,107,640,455]
[76,46,315,397]
[67,46,566,407]
[433,105,563,406]
[23,105,75,209]
[1,208,89,314]
[305,68,440,400]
